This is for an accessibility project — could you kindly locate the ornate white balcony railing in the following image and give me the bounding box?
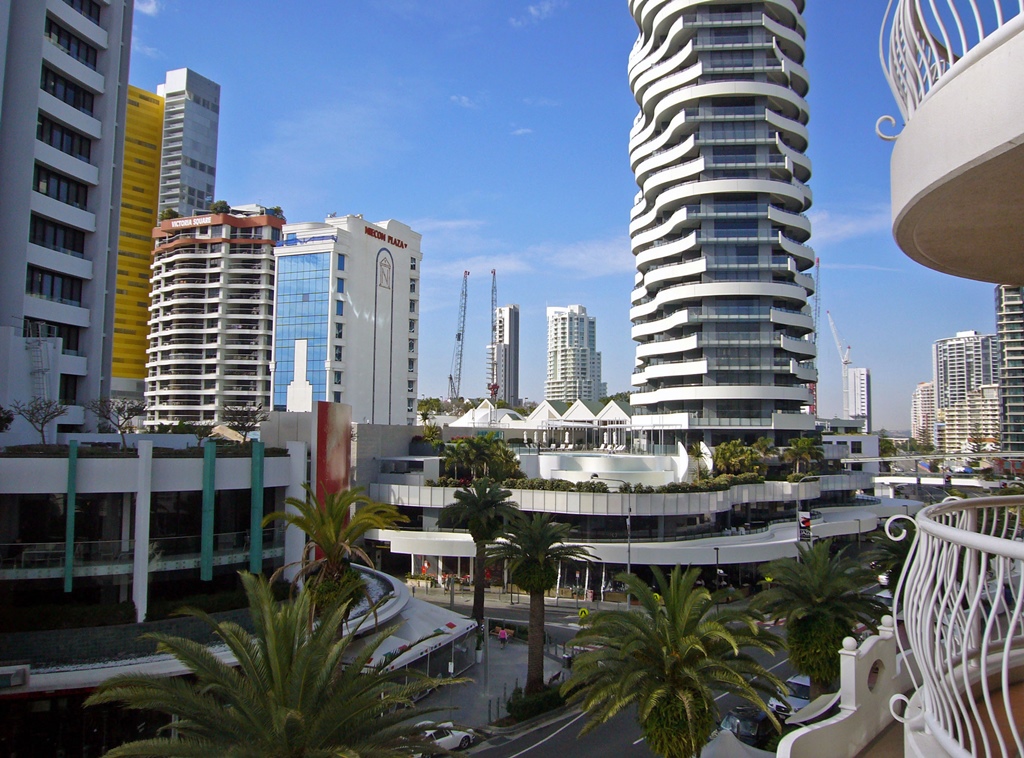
[879,0,1024,125]
[894,495,1024,757]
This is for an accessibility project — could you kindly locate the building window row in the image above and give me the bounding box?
[23,318,81,355]
[26,265,84,306]
[336,277,345,294]
[62,0,101,24]
[37,114,91,162]
[337,254,345,271]
[30,214,86,258]
[334,322,343,339]
[34,164,89,209]
[45,18,98,70]
[41,66,94,115]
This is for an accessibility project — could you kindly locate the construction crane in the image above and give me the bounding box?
[827,310,852,420]
[487,269,499,400]
[810,257,821,416]
[448,271,469,401]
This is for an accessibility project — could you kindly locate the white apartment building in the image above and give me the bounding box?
[997,285,1024,453]
[932,330,1000,411]
[938,384,1000,455]
[145,206,283,426]
[0,0,132,443]
[910,380,935,446]
[626,0,817,447]
[545,305,603,404]
[271,215,422,426]
[847,367,872,432]
[487,304,520,406]
[156,69,219,217]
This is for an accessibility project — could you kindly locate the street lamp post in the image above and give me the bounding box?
[591,474,632,608]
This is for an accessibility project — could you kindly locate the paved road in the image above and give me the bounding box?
[471,625,794,758]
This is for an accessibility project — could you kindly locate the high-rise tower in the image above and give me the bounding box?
[546,305,603,403]
[627,0,816,447]
[997,286,1024,453]
[156,69,220,217]
[488,305,521,406]
[0,0,132,441]
[932,330,1000,412]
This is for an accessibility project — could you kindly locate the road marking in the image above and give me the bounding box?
[633,736,645,745]
[503,711,587,758]
[714,658,791,702]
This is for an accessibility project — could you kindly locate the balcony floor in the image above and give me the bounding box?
[856,720,903,758]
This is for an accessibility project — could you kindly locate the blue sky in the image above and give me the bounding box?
[129,1,997,432]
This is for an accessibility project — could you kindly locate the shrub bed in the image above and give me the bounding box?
[505,685,565,722]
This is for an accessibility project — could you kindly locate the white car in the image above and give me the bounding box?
[417,721,475,753]
[768,674,811,717]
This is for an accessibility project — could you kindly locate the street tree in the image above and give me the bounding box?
[85,397,147,449]
[220,403,269,442]
[12,397,67,445]
[758,539,887,697]
[85,572,453,757]
[781,436,824,475]
[0,405,12,434]
[489,513,592,694]
[564,566,784,758]
[440,478,518,622]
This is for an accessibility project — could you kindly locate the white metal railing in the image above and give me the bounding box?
[894,495,1024,757]
[880,0,1024,124]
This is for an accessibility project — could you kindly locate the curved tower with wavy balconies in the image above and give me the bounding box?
[627,0,816,447]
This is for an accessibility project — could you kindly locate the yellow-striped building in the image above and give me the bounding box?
[111,85,163,396]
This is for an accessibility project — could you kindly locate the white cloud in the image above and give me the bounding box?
[131,36,161,58]
[523,97,560,107]
[135,0,160,16]
[450,94,478,109]
[807,206,891,245]
[510,0,567,28]
[511,127,533,136]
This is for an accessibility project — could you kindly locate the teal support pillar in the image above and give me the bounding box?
[201,441,216,581]
[63,440,78,593]
[249,441,265,574]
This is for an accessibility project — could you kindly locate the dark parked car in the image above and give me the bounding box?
[720,705,774,748]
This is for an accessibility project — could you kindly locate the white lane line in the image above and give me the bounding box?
[715,658,791,702]
[633,736,645,745]
[504,711,587,758]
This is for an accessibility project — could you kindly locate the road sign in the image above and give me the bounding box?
[578,608,589,620]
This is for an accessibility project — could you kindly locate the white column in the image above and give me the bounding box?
[132,441,153,623]
[283,441,307,583]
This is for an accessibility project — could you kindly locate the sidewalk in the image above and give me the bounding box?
[409,583,626,615]
[416,633,566,729]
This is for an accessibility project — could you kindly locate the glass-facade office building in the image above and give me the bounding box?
[272,252,330,409]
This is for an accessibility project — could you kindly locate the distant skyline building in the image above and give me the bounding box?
[112,85,165,399]
[545,305,604,403]
[0,0,132,441]
[911,381,935,446]
[156,68,220,218]
[145,206,283,426]
[847,367,872,432]
[940,384,1000,455]
[997,285,1024,453]
[487,304,520,406]
[271,214,422,426]
[932,330,1000,411]
[626,0,817,447]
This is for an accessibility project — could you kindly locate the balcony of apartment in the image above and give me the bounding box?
[897,495,1024,757]
[882,1,1024,284]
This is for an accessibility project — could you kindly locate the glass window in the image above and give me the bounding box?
[34,164,88,209]
[336,278,344,294]
[334,371,342,385]
[408,339,416,352]
[45,19,98,70]
[410,280,416,293]
[62,0,101,24]
[271,252,330,411]
[30,214,85,258]
[336,300,344,316]
[41,67,94,114]
[334,322,343,339]
[410,257,417,270]
[408,359,415,372]
[333,392,341,403]
[409,300,416,313]
[409,320,416,333]
[37,115,91,162]
[337,254,345,271]
[334,345,343,361]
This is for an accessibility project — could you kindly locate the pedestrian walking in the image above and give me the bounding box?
[498,626,508,649]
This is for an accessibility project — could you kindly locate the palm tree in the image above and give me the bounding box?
[752,436,778,474]
[865,520,917,593]
[686,442,708,482]
[758,539,887,698]
[263,484,407,617]
[563,566,784,758]
[489,513,593,694]
[781,436,824,475]
[440,478,518,622]
[85,573,453,757]
[712,439,760,475]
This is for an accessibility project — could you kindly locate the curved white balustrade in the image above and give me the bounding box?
[895,495,1024,757]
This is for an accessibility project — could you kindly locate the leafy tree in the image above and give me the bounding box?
[420,422,442,448]
[563,567,784,758]
[489,513,592,694]
[878,430,898,459]
[208,199,231,213]
[686,442,708,482]
[0,404,12,434]
[600,391,631,404]
[12,397,67,444]
[752,436,778,472]
[440,478,518,622]
[85,572,452,757]
[85,397,147,449]
[417,397,443,423]
[712,439,760,475]
[758,539,887,697]
[263,484,407,619]
[266,205,285,219]
[781,436,824,475]
[158,207,180,221]
[219,402,269,442]
[865,520,916,592]
[187,421,215,443]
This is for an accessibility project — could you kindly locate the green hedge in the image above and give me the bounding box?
[505,685,565,722]
[424,473,766,493]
